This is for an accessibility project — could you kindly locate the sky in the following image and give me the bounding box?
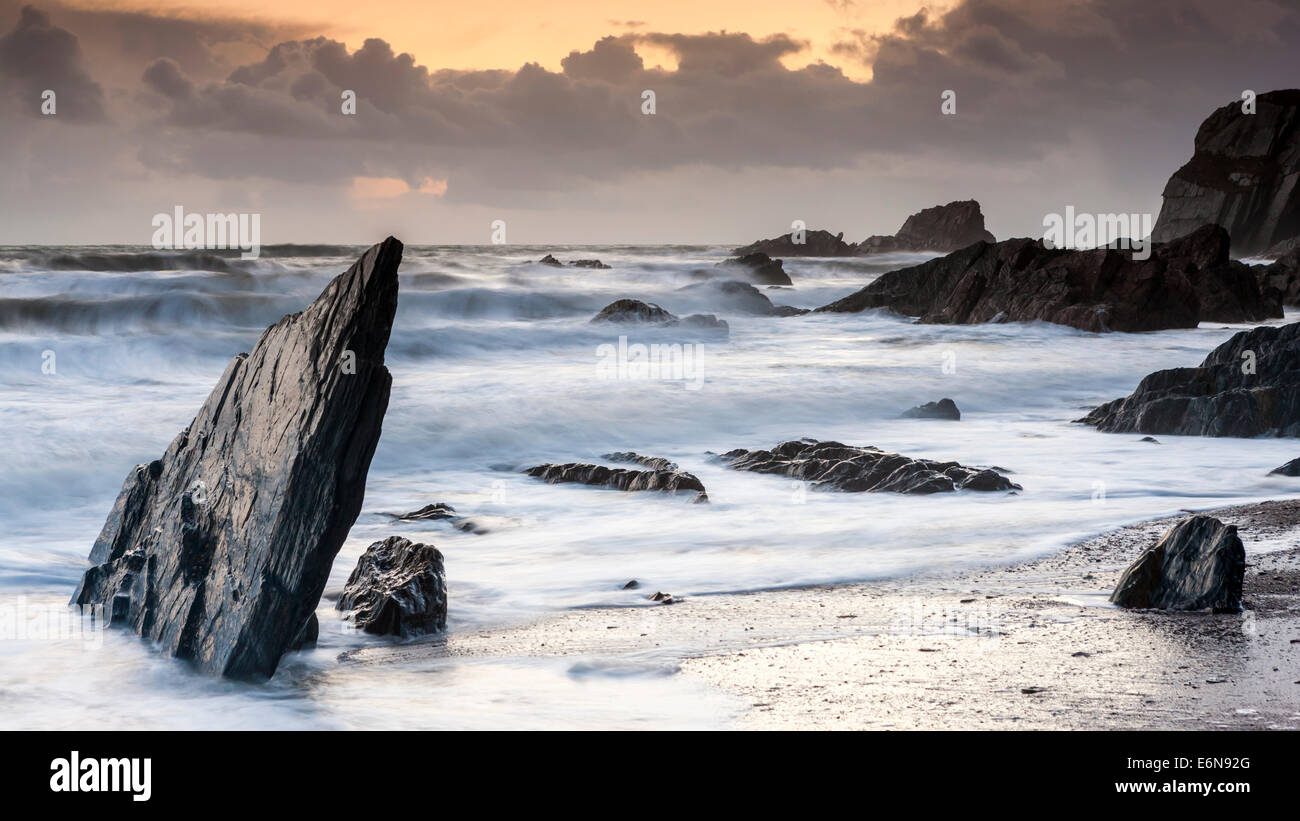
[0,0,1297,245]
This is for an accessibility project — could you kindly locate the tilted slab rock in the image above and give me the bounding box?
[70,237,403,678]
[524,462,708,502]
[715,439,1019,494]
[1152,90,1300,257]
[816,225,1278,331]
[1079,321,1300,437]
[1110,516,1244,613]
[337,536,447,637]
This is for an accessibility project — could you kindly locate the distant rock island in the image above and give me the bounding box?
[734,200,996,257]
[1152,89,1300,257]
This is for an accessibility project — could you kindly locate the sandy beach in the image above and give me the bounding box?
[340,499,1300,730]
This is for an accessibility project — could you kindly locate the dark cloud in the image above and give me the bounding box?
[2,0,1299,242]
[0,5,103,120]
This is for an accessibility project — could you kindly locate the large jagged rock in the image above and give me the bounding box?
[1110,516,1245,613]
[714,252,794,286]
[1079,321,1300,436]
[524,462,709,503]
[70,238,403,679]
[1152,90,1300,257]
[815,225,1279,331]
[733,229,856,257]
[336,536,447,637]
[715,439,1019,494]
[856,200,996,254]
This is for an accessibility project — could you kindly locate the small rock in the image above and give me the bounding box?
[622,579,640,590]
[1110,515,1245,612]
[1270,458,1300,476]
[902,398,961,421]
[337,536,447,637]
[538,254,564,267]
[648,591,677,604]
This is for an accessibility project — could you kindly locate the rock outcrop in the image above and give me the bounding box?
[394,502,457,521]
[733,229,856,257]
[524,462,709,503]
[571,259,611,269]
[538,254,564,267]
[1259,249,1300,306]
[336,536,447,637]
[856,200,996,254]
[70,237,403,679]
[816,225,1279,332]
[902,398,961,421]
[1109,516,1245,613]
[590,299,728,330]
[715,439,1019,494]
[1079,321,1300,437]
[1151,90,1300,257]
[714,252,794,286]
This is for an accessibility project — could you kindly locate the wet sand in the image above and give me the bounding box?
[341,500,1300,729]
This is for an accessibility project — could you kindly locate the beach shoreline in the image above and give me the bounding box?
[340,499,1300,730]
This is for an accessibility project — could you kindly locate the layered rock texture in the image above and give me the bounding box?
[857,200,996,254]
[1080,321,1300,437]
[715,439,1019,494]
[1110,516,1245,613]
[70,237,403,679]
[816,225,1280,332]
[336,536,448,637]
[524,462,709,503]
[1152,90,1300,257]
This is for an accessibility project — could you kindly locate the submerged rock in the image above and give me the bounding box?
[714,252,794,286]
[816,225,1278,331]
[1151,90,1300,257]
[337,536,447,636]
[589,298,728,331]
[902,398,961,421]
[1270,458,1300,476]
[734,229,856,258]
[1079,321,1300,436]
[676,279,805,316]
[571,259,611,269]
[524,462,709,503]
[856,200,996,254]
[70,237,402,679]
[538,254,564,267]
[1110,516,1244,613]
[715,439,1019,494]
